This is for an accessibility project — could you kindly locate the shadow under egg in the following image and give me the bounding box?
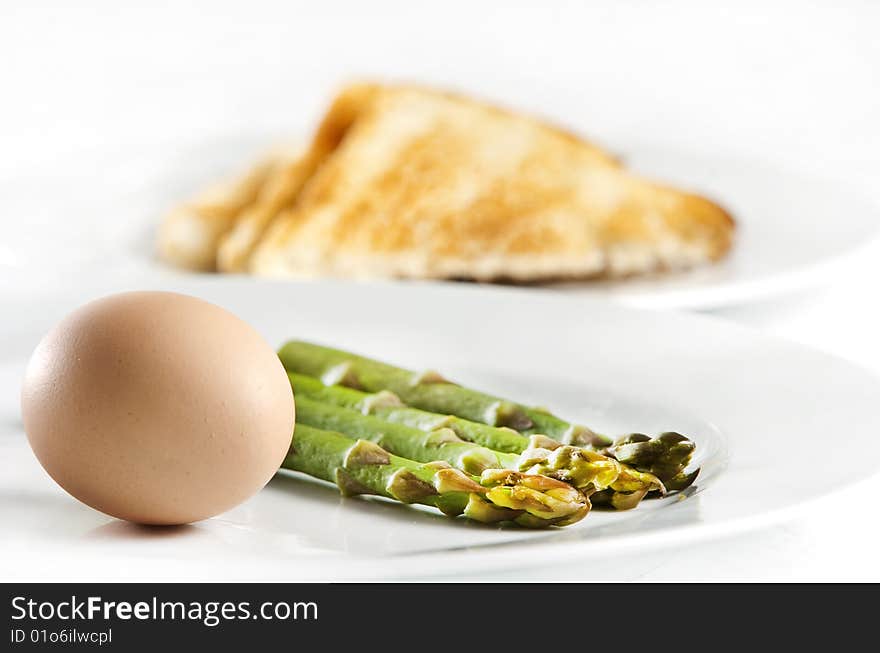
[86,520,203,541]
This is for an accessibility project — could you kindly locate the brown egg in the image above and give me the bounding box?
[21,291,295,525]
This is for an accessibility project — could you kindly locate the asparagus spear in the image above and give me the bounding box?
[295,395,510,475]
[283,424,590,527]
[295,392,621,491]
[289,371,528,452]
[290,373,653,507]
[279,340,596,440]
[279,341,698,490]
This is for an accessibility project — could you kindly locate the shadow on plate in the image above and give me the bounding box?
[86,521,203,541]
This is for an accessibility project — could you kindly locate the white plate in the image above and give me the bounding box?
[2,278,879,581]
[3,138,879,309]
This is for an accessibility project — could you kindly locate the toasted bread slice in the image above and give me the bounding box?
[246,83,733,281]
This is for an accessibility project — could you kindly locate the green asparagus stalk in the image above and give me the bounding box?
[279,341,698,491]
[291,374,655,510]
[292,375,621,492]
[289,371,528,452]
[280,340,602,442]
[295,395,512,475]
[283,424,590,527]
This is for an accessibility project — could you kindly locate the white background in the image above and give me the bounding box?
[2,0,879,580]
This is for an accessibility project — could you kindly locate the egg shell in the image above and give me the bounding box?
[21,291,295,525]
